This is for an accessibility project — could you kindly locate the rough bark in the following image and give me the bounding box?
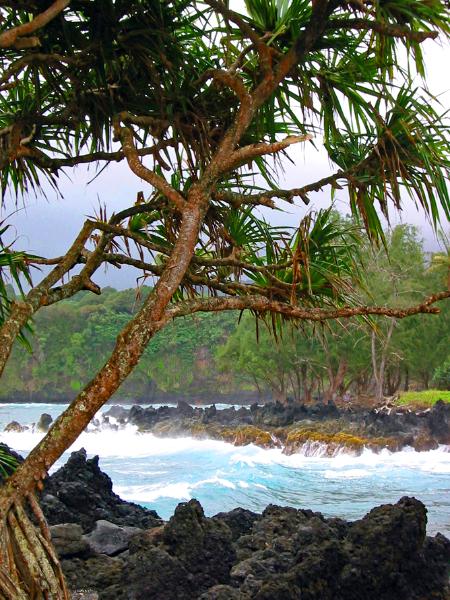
[0,202,206,513]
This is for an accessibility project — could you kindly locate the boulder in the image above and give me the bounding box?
[214,507,260,541]
[198,585,241,599]
[231,498,450,600]
[83,520,141,556]
[128,405,158,430]
[103,405,130,422]
[339,496,449,600]
[36,412,53,432]
[50,523,90,558]
[122,546,193,600]
[70,592,99,600]
[61,554,123,595]
[3,420,28,433]
[427,400,450,444]
[176,400,195,417]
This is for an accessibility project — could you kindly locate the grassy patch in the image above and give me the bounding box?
[397,390,450,407]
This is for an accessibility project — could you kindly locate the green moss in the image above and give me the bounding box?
[396,390,450,408]
[286,429,365,449]
[285,428,397,452]
[233,426,273,446]
[188,423,272,447]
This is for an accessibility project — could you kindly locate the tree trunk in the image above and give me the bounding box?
[404,366,410,391]
[386,364,401,396]
[371,321,395,402]
[0,202,205,598]
[422,371,430,390]
[0,493,69,600]
[324,358,347,404]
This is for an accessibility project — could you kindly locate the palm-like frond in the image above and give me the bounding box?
[0,446,19,479]
[245,208,364,306]
[325,87,449,240]
[373,0,450,77]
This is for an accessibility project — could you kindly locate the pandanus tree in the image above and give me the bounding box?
[0,0,449,596]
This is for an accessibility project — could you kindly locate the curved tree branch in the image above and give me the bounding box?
[113,124,186,212]
[166,291,450,321]
[0,0,69,48]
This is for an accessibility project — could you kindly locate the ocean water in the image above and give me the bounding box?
[1,403,449,536]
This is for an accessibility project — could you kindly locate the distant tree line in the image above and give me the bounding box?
[2,225,449,404]
[219,225,450,402]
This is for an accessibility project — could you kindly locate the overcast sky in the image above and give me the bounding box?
[1,36,449,290]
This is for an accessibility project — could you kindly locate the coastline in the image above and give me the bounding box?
[3,398,450,455]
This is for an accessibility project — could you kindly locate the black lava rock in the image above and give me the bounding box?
[41,448,161,533]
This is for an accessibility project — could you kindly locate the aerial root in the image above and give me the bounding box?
[0,494,70,600]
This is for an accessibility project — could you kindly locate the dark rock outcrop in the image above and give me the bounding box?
[63,494,449,600]
[162,499,236,591]
[41,449,161,533]
[1,443,449,599]
[214,507,261,541]
[36,450,450,600]
[103,399,450,455]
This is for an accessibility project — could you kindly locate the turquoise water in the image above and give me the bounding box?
[1,403,449,536]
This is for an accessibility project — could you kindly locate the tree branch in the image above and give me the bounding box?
[225,134,313,171]
[212,169,348,208]
[0,219,96,376]
[197,69,250,104]
[253,0,333,110]
[0,0,69,48]
[327,18,439,42]
[31,140,175,171]
[166,291,450,321]
[113,124,185,212]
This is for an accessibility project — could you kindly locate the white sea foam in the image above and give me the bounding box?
[193,476,236,490]
[2,411,450,534]
[1,426,236,459]
[324,469,371,479]
[114,474,237,504]
[115,482,192,503]
[253,483,268,490]
[2,419,449,475]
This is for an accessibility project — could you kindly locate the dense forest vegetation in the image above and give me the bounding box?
[2,225,449,404]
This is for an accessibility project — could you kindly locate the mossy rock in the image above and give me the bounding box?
[212,425,274,447]
[284,428,399,455]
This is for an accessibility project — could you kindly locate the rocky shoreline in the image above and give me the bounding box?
[98,399,450,455]
[4,399,450,456]
[1,445,449,600]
